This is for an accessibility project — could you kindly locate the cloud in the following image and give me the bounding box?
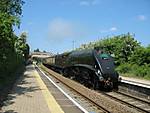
[100,30,108,33]
[137,15,147,21]
[59,0,75,6]
[92,0,100,5]
[48,18,88,42]
[80,0,100,6]
[48,18,74,40]
[27,22,33,26]
[59,0,100,6]
[80,1,90,6]
[110,27,117,31]
[100,27,118,33]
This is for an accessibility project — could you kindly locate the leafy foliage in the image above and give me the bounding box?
[0,0,30,85]
[76,33,150,79]
[116,63,150,80]
[130,46,150,65]
[34,48,40,52]
[15,32,30,60]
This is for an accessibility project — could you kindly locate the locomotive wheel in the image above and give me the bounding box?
[90,72,99,90]
[79,67,92,86]
[63,68,70,77]
[63,67,76,79]
[93,79,99,90]
[113,82,118,90]
[72,67,80,81]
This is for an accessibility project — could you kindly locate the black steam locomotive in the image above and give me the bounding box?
[43,49,119,89]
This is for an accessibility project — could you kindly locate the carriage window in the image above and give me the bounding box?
[99,53,109,59]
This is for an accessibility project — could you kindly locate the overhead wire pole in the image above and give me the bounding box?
[72,40,75,51]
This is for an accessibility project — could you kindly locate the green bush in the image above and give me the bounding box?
[117,63,150,79]
[116,63,132,73]
[144,75,150,80]
[132,64,150,77]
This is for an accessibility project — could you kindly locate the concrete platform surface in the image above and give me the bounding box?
[1,65,64,113]
[121,76,150,86]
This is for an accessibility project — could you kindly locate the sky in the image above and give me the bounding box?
[14,0,150,54]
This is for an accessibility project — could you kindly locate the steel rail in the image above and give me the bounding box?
[100,91,150,113]
[38,65,110,113]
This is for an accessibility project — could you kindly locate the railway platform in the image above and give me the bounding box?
[121,76,150,88]
[1,65,84,113]
[1,64,149,113]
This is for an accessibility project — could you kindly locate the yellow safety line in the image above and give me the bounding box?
[33,67,64,113]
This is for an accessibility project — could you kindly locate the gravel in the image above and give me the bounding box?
[41,65,141,113]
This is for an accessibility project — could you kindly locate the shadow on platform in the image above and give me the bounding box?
[2,65,42,111]
[3,110,18,113]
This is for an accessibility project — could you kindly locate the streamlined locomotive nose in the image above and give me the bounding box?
[95,51,115,74]
[95,51,119,84]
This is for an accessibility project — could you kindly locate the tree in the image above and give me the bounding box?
[15,32,30,60]
[130,46,150,65]
[0,0,24,16]
[76,33,140,65]
[34,48,40,52]
[0,0,25,82]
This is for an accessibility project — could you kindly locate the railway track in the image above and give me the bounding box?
[99,90,150,113]
[116,91,150,104]
[36,65,109,113]
[39,64,144,113]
